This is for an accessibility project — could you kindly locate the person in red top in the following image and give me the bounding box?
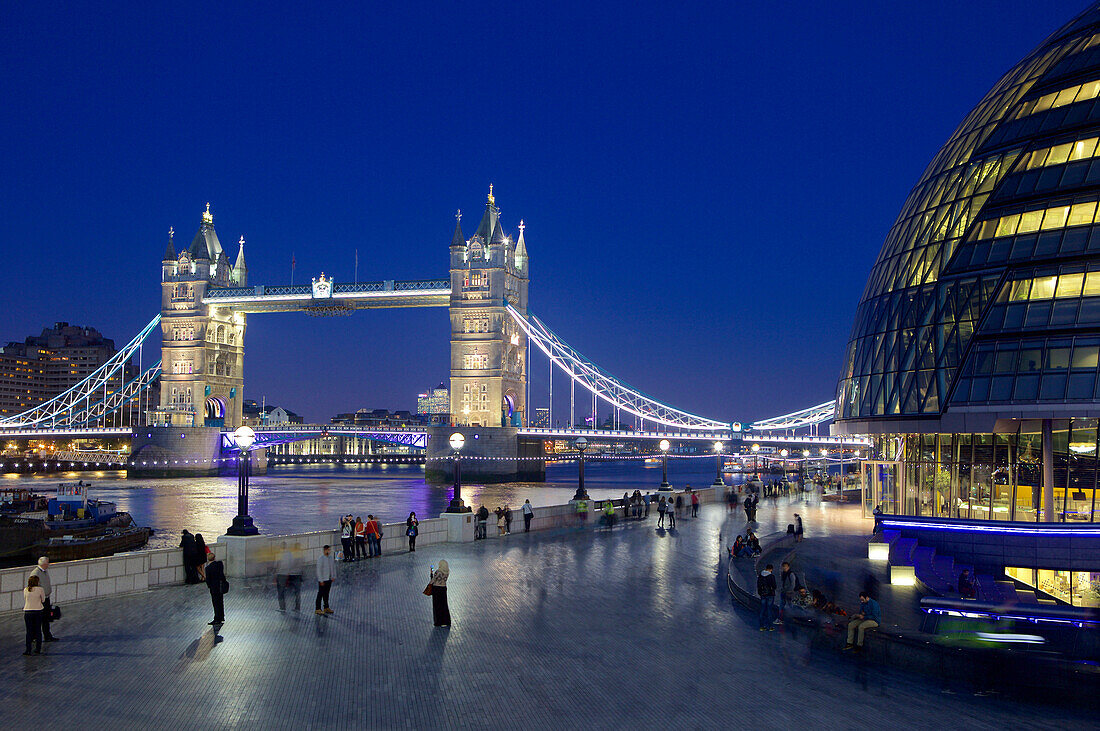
[354,517,366,560]
[691,490,700,518]
[365,515,382,557]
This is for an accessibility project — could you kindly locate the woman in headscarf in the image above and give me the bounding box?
[430,559,451,627]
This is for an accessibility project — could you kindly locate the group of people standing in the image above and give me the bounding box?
[180,529,213,583]
[474,500,535,539]
[339,515,384,561]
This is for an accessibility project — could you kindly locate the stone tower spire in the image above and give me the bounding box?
[163,227,176,262]
[232,235,248,285]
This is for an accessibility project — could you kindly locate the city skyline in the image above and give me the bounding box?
[1,2,1087,425]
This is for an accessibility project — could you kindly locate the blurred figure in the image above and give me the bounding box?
[275,541,302,612]
[315,545,336,615]
[958,569,976,599]
[180,530,200,584]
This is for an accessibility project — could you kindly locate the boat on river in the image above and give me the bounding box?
[0,483,151,565]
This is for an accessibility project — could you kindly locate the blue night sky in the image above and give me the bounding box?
[0,1,1091,425]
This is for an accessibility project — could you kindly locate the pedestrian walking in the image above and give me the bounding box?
[604,500,616,529]
[275,541,302,612]
[180,530,200,584]
[366,515,382,557]
[691,489,700,518]
[315,545,336,615]
[406,512,419,552]
[667,499,676,528]
[675,493,684,518]
[522,499,534,531]
[204,550,227,626]
[504,505,513,534]
[30,557,57,642]
[340,517,354,562]
[657,496,666,528]
[22,574,45,655]
[643,492,651,518]
[757,564,777,630]
[794,513,804,542]
[575,498,588,526]
[355,516,367,559]
[429,559,451,627]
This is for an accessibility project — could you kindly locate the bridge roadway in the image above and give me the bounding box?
[0,500,1077,727]
[202,279,450,313]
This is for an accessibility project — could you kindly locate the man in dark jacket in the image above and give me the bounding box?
[204,551,227,625]
[180,530,200,584]
[958,569,976,599]
[757,564,778,630]
[476,505,490,539]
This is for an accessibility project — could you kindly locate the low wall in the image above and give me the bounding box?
[0,542,215,612]
[877,515,1100,573]
[0,487,721,613]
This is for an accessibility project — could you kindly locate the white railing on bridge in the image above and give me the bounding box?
[0,427,133,438]
[53,451,129,465]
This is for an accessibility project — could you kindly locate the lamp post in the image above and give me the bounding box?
[801,449,810,493]
[751,443,760,479]
[226,425,259,536]
[659,439,671,489]
[713,441,724,486]
[446,432,470,513]
[574,436,589,500]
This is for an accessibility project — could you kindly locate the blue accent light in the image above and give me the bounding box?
[880,518,1100,537]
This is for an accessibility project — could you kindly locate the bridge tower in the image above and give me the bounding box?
[449,186,529,427]
[152,204,248,429]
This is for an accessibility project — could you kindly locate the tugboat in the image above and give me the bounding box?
[0,483,151,565]
[0,487,49,514]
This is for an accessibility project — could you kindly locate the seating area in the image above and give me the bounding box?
[872,530,1055,605]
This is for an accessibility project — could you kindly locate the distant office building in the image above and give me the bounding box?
[0,322,135,418]
[332,408,421,428]
[531,407,550,427]
[417,383,449,415]
[242,399,303,426]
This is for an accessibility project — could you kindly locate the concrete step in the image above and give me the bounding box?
[995,581,1020,604]
[890,537,918,565]
[932,556,955,584]
[880,529,901,546]
[1016,589,1039,604]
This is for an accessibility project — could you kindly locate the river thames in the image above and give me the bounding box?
[2,458,748,549]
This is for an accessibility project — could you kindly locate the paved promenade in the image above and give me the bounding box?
[0,499,1088,728]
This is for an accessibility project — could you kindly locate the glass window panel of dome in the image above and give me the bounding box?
[1024,302,1052,328]
[1036,166,1065,192]
[1040,373,1069,401]
[1068,372,1096,400]
[1013,374,1041,401]
[989,375,1015,401]
[1017,347,1043,373]
[1031,275,1058,300]
[995,213,1021,238]
[1072,340,1100,369]
[1009,278,1032,302]
[1085,271,1100,296]
[994,346,1019,374]
[1017,169,1041,195]
[984,304,1008,330]
[1051,299,1080,326]
[1034,231,1064,258]
[1061,227,1089,254]
[1086,161,1100,186]
[1018,209,1044,234]
[1046,142,1075,166]
[1079,297,1100,324]
[1056,272,1084,297]
[1047,347,1071,370]
[1060,161,1090,188]
[1041,205,1072,231]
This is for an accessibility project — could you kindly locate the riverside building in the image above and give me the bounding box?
[834,6,1100,606]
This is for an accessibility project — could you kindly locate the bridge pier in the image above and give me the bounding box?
[425,426,544,484]
[129,426,267,477]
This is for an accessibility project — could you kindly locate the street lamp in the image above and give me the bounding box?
[713,441,724,486]
[446,432,470,513]
[226,425,259,536]
[574,436,589,500]
[659,439,671,490]
[751,443,760,478]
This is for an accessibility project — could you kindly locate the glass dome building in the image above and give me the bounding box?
[836,4,1100,546]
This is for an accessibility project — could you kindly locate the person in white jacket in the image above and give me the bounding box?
[315,545,336,615]
[30,557,56,642]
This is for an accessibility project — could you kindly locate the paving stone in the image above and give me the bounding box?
[0,500,1088,727]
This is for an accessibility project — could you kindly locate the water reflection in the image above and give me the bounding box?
[1,460,738,550]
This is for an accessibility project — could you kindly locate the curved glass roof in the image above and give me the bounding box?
[838,6,1100,423]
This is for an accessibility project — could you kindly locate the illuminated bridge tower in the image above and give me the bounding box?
[449,186,529,427]
[153,204,248,429]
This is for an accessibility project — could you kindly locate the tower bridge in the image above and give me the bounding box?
[1,188,851,480]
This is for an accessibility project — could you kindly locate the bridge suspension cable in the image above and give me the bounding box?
[0,315,162,428]
[749,400,835,431]
[507,305,729,431]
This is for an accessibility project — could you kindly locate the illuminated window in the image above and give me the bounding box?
[975,200,1100,241]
